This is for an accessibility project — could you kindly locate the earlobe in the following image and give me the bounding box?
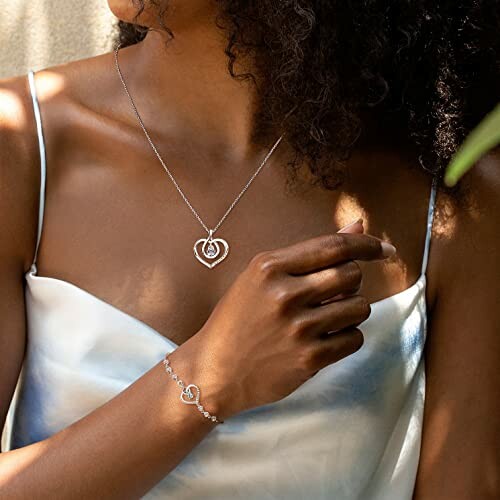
[107,0,155,26]
[107,0,134,21]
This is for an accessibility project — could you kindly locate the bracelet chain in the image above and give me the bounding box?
[162,355,224,424]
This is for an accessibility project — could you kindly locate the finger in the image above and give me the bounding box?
[295,260,362,305]
[319,290,359,305]
[307,328,365,371]
[274,232,395,275]
[304,217,364,304]
[291,295,371,338]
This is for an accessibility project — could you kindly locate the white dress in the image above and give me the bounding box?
[2,69,438,499]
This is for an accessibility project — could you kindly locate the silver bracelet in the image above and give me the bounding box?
[162,355,224,424]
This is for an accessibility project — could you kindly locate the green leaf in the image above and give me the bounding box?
[444,103,500,187]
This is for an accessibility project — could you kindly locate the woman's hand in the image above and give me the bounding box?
[170,220,396,421]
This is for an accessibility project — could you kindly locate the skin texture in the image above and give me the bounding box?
[0,2,499,498]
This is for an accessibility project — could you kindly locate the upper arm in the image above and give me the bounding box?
[0,75,39,442]
[414,152,500,499]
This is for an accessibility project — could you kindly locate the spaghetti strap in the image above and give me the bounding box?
[27,69,47,272]
[420,175,438,276]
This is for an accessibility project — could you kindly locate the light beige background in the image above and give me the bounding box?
[0,0,118,79]
[1,0,118,450]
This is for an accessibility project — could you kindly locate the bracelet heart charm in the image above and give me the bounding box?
[180,384,201,405]
[162,356,224,423]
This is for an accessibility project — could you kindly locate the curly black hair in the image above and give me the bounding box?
[116,1,500,191]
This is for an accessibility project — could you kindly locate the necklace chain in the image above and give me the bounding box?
[114,44,284,236]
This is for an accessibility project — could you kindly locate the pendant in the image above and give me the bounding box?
[194,229,229,269]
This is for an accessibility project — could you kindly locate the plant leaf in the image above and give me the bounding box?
[444,103,500,187]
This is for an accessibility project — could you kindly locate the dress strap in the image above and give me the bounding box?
[27,69,47,272]
[420,175,438,276]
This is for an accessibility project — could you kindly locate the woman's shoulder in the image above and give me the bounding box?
[0,49,122,145]
[18,49,121,126]
[428,149,500,308]
[0,50,118,272]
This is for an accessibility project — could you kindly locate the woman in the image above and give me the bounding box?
[0,1,498,498]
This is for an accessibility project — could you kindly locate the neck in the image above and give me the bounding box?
[120,23,269,164]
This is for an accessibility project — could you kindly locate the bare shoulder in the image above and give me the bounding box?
[18,49,122,127]
[428,149,500,308]
[0,50,120,271]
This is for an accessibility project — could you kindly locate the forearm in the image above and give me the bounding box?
[0,348,220,499]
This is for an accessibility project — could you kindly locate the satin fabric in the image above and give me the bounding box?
[3,265,427,499]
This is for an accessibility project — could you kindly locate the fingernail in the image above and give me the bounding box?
[338,218,363,232]
[381,241,396,257]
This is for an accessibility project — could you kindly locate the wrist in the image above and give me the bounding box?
[162,356,224,424]
[164,344,235,423]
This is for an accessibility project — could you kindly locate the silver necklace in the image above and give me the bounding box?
[114,44,284,269]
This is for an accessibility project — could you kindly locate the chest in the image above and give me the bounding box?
[36,154,337,344]
[37,136,427,346]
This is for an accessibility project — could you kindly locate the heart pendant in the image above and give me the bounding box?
[193,230,229,269]
[180,384,201,405]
